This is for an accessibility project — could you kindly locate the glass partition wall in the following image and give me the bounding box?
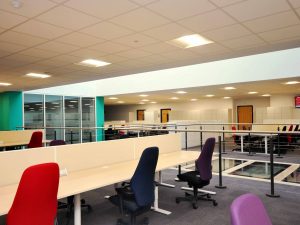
[23,94,96,143]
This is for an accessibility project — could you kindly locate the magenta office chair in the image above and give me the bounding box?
[230,193,272,225]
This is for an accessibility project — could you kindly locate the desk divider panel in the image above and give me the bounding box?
[0,146,56,186]
[0,129,45,144]
[252,125,278,132]
[134,133,181,158]
[56,138,135,173]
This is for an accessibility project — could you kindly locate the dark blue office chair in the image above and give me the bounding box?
[176,138,217,209]
[109,147,159,225]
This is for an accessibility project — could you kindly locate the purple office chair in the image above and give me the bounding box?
[176,137,217,209]
[230,193,272,225]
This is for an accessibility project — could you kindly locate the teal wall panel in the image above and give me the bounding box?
[0,92,23,131]
[96,96,104,141]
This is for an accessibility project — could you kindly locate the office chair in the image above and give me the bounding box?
[109,147,159,225]
[49,140,91,220]
[7,163,59,225]
[230,193,272,225]
[176,137,217,209]
[231,126,241,151]
[28,131,43,148]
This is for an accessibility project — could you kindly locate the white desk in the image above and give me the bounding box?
[234,132,277,154]
[0,150,199,225]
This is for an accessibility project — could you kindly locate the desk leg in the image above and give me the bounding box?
[74,194,81,225]
[158,171,175,188]
[241,136,244,153]
[265,136,268,154]
[151,172,172,215]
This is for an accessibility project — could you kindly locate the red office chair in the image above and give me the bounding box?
[7,163,59,225]
[28,131,43,148]
[287,125,293,144]
[232,126,241,151]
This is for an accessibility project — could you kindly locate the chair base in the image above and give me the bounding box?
[116,216,149,225]
[176,191,217,209]
[58,198,92,217]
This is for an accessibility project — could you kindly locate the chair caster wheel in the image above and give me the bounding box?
[213,201,218,206]
[116,219,123,225]
[175,198,180,204]
[192,203,198,209]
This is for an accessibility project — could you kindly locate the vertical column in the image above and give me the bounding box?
[96,96,104,141]
[0,91,23,130]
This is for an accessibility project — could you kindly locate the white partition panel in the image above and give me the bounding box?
[0,147,56,186]
[134,133,181,158]
[0,129,45,144]
[56,139,135,172]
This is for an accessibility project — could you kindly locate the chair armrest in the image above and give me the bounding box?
[115,186,135,200]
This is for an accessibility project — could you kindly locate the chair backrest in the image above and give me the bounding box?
[28,131,43,148]
[230,193,272,225]
[196,137,215,181]
[196,138,216,181]
[288,125,293,131]
[130,147,159,207]
[49,139,66,146]
[232,126,238,143]
[7,163,59,225]
[282,126,287,131]
[294,124,299,132]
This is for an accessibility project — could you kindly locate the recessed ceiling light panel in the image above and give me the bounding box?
[139,94,149,97]
[223,96,231,99]
[25,73,51,78]
[261,94,271,97]
[108,97,118,100]
[205,94,214,97]
[170,97,179,100]
[168,34,213,49]
[190,98,198,101]
[0,82,12,86]
[285,81,300,85]
[77,59,111,67]
[248,91,258,94]
[175,91,187,94]
[224,87,236,90]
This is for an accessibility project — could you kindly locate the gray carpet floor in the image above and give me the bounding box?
[1,169,299,225]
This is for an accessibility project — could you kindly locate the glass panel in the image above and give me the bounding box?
[82,97,95,143]
[65,97,81,144]
[24,94,44,129]
[212,159,246,172]
[45,95,63,141]
[230,162,289,179]
[283,167,300,184]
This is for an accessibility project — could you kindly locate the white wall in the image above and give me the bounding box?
[270,95,295,107]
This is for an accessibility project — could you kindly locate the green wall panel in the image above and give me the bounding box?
[0,92,23,131]
[96,96,104,141]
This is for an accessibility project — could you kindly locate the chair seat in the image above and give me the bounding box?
[177,171,209,188]
[109,195,151,215]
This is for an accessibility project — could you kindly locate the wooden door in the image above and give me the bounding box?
[137,110,145,121]
[161,109,171,123]
[237,105,253,130]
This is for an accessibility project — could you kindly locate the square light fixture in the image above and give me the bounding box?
[108,97,118,100]
[261,94,271,97]
[205,94,214,97]
[77,59,111,67]
[139,94,149,97]
[223,96,231,99]
[190,98,198,101]
[141,99,149,102]
[150,101,157,104]
[0,82,12,86]
[248,91,258,94]
[175,91,187,94]
[224,87,236,90]
[25,73,51,78]
[117,101,124,104]
[285,81,299,85]
[168,34,213,49]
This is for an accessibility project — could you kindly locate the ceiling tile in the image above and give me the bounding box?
[37,6,100,30]
[0,31,48,47]
[243,11,300,33]
[51,0,68,3]
[13,20,71,39]
[37,59,70,67]
[138,54,170,64]
[203,24,251,41]
[209,0,245,7]
[53,54,82,63]
[146,0,216,20]
[68,49,107,58]
[289,0,300,8]
[56,32,105,47]
[117,49,153,59]
[89,41,131,54]
[4,53,42,65]
[139,42,179,54]
[0,49,11,57]
[80,21,133,40]
[0,0,56,18]
[130,0,158,5]
[36,41,80,54]
[258,25,300,42]
[114,33,158,47]
[160,49,198,61]
[222,35,265,49]
[20,48,60,58]
[64,0,139,19]
[223,0,291,22]
[0,27,5,33]
[98,54,128,63]
[178,9,236,32]
[143,23,193,41]
[0,10,28,29]
[0,41,27,53]
[109,8,170,32]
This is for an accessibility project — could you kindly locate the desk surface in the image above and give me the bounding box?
[0,150,199,216]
